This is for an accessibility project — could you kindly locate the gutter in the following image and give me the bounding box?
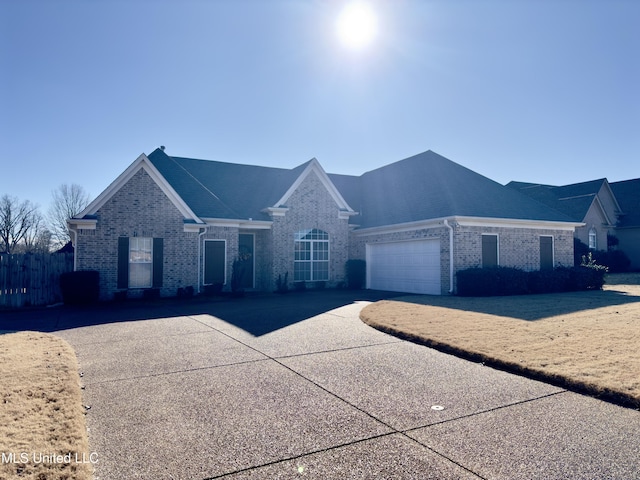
[67,223,78,271]
[197,227,207,294]
[443,219,454,294]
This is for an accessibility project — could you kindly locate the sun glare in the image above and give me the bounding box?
[336,1,378,50]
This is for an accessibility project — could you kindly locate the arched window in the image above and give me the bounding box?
[588,227,597,250]
[294,229,329,282]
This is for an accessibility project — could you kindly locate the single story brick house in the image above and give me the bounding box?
[68,148,582,300]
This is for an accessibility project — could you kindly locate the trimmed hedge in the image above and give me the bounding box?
[456,267,528,296]
[60,270,100,305]
[456,265,606,297]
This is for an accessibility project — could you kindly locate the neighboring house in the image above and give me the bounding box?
[68,148,581,300]
[507,179,622,252]
[610,179,640,270]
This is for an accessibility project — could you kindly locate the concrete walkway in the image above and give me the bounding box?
[12,292,639,479]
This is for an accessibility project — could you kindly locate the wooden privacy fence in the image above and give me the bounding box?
[0,253,74,308]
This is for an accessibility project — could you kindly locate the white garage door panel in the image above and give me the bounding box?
[367,239,441,295]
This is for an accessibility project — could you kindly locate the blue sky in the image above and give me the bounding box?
[1,0,638,213]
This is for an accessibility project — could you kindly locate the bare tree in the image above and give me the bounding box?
[48,184,91,249]
[0,194,39,254]
[22,210,52,253]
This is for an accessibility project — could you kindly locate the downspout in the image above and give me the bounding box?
[197,227,207,294]
[68,224,78,271]
[443,219,454,294]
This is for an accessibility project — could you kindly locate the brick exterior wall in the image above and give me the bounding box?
[268,171,351,291]
[77,164,577,299]
[350,222,575,294]
[452,225,574,272]
[76,166,353,299]
[76,168,199,300]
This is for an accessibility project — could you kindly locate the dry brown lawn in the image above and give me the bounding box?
[0,332,93,480]
[361,274,640,409]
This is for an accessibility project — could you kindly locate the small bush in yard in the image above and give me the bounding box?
[573,252,608,290]
[569,267,604,291]
[346,259,366,289]
[60,270,99,304]
[574,238,630,273]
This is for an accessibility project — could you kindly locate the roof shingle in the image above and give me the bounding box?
[610,178,640,228]
[148,148,574,227]
[506,178,609,222]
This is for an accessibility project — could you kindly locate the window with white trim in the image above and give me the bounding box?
[294,229,329,281]
[588,227,597,250]
[129,237,153,288]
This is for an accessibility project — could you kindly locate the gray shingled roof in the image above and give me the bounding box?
[553,179,608,199]
[506,179,608,223]
[148,148,574,228]
[610,178,640,228]
[148,148,309,220]
[351,151,573,228]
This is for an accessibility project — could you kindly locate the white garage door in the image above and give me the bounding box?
[366,239,441,295]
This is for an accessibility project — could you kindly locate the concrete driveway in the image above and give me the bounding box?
[16,291,639,479]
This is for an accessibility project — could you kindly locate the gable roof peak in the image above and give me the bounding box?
[272,156,354,212]
[74,152,202,222]
[359,149,451,176]
[298,157,319,169]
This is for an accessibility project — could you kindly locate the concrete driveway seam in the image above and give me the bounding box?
[403,390,569,433]
[202,432,399,480]
[184,312,576,479]
[187,313,400,429]
[387,435,488,480]
[81,357,274,387]
[199,411,490,480]
[188,318,492,479]
[184,314,481,477]
[268,340,403,360]
[263,353,568,480]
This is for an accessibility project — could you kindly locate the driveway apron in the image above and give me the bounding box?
[50,293,640,480]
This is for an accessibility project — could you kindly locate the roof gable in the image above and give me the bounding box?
[586,195,614,226]
[74,153,202,222]
[273,158,354,212]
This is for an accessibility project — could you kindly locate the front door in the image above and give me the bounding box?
[238,234,254,289]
